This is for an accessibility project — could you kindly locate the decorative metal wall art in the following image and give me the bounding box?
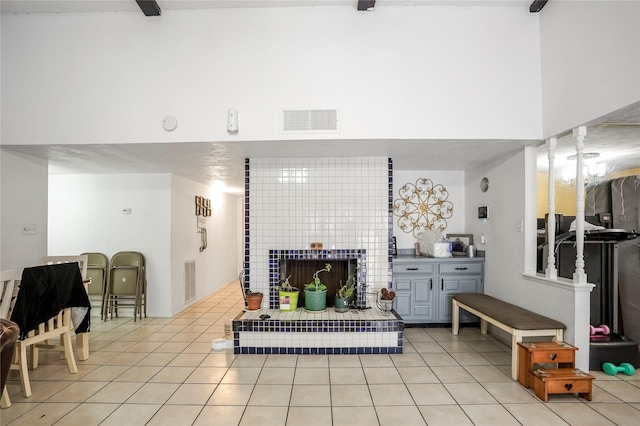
[393,178,454,236]
[195,195,212,217]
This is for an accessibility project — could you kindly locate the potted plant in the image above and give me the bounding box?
[277,275,300,311]
[304,263,332,312]
[245,289,263,311]
[334,275,355,313]
[378,288,396,315]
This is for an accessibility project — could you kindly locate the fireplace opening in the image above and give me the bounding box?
[280,259,357,307]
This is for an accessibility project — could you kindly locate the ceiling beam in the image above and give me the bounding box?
[357,1,376,11]
[135,0,161,16]
[529,0,549,13]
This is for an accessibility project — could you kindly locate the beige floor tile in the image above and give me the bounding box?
[221,367,262,384]
[183,342,215,353]
[376,404,426,425]
[248,384,292,406]
[113,365,163,382]
[482,381,538,403]
[127,341,163,352]
[86,381,144,403]
[264,354,298,368]
[461,404,521,426]
[207,384,254,405]
[201,353,237,367]
[0,402,40,424]
[369,383,414,406]
[390,353,427,367]
[296,355,328,368]
[54,402,119,425]
[155,341,191,353]
[127,382,181,404]
[97,340,138,352]
[594,380,640,402]
[240,406,288,426]
[186,367,229,384]
[503,403,584,426]
[431,366,476,383]
[589,385,625,402]
[141,332,177,342]
[137,352,178,366]
[404,328,435,342]
[257,367,296,384]
[166,383,217,405]
[466,340,506,352]
[450,351,492,365]
[332,406,379,426]
[5,379,71,403]
[105,351,149,366]
[481,351,511,365]
[75,350,120,365]
[287,406,333,425]
[230,354,267,367]
[3,402,78,425]
[77,365,130,382]
[171,332,202,343]
[147,404,203,426]
[547,402,617,425]
[420,353,459,367]
[168,353,207,367]
[331,384,373,406]
[397,366,440,384]
[149,366,195,383]
[290,384,331,406]
[588,402,640,426]
[438,341,474,353]
[445,383,497,404]
[463,365,511,382]
[411,342,447,353]
[406,383,457,405]
[293,367,330,385]
[329,354,362,368]
[418,404,474,426]
[331,366,367,384]
[358,354,394,368]
[46,381,107,403]
[193,405,245,426]
[363,367,402,384]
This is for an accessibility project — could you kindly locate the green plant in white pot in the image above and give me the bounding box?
[278,275,300,311]
[334,275,355,313]
[304,263,332,312]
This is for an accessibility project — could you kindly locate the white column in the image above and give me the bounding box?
[572,126,588,284]
[546,137,558,279]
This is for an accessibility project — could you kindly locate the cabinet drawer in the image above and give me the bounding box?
[529,348,576,365]
[394,263,434,274]
[439,263,483,275]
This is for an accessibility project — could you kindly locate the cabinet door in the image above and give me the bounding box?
[437,276,482,322]
[392,277,412,319]
[412,277,435,321]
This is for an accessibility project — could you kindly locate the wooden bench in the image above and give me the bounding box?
[452,293,565,381]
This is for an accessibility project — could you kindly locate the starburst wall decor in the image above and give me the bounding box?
[393,178,454,236]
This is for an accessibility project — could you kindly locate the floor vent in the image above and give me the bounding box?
[282,109,338,133]
[184,259,196,303]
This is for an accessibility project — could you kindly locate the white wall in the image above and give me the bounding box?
[170,175,240,315]
[540,0,640,137]
[48,174,173,316]
[392,170,465,250]
[0,150,49,273]
[2,6,543,146]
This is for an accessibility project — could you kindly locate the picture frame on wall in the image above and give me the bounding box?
[447,234,473,255]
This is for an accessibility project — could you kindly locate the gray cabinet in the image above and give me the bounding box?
[392,257,484,324]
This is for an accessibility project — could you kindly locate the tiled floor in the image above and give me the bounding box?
[2,281,640,425]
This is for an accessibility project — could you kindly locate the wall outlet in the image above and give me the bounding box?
[22,224,37,235]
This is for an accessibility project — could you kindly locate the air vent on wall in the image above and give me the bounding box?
[281,109,338,133]
[184,259,195,303]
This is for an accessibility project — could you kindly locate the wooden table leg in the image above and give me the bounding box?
[77,333,89,361]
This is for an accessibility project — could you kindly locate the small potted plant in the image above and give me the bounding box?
[278,275,300,311]
[378,288,396,315]
[245,289,263,311]
[334,275,355,313]
[304,263,332,312]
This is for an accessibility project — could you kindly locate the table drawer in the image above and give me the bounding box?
[529,348,576,365]
[439,263,483,274]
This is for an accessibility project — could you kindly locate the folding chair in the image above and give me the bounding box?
[105,251,146,321]
[81,252,109,320]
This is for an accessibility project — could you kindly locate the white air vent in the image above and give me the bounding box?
[282,109,338,133]
[184,259,196,302]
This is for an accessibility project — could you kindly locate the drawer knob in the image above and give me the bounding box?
[549,353,557,361]
[454,267,468,271]
[564,383,573,391]
[406,267,419,271]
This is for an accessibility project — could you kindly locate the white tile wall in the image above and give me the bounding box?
[247,157,391,296]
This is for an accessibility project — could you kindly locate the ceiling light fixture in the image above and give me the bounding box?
[561,152,607,186]
[529,0,549,13]
[136,0,161,17]
[357,1,376,11]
